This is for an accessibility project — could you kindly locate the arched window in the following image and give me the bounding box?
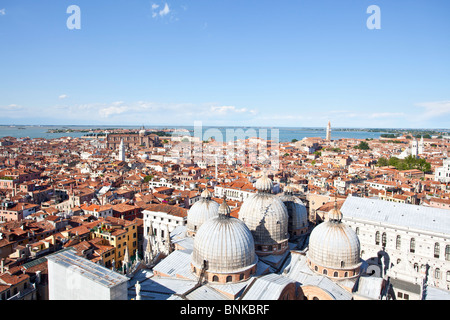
[435,268,441,280]
[414,263,419,272]
[344,272,348,277]
[396,235,401,250]
[334,271,338,277]
[382,233,387,247]
[410,238,415,253]
[355,227,359,235]
[226,276,232,283]
[323,269,327,275]
[434,243,440,258]
[212,275,219,282]
[314,266,318,272]
[341,261,345,268]
[446,245,450,261]
[239,273,244,281]
[446,271,450,282]
[375,231,380,245]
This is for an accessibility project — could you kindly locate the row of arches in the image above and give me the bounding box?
[370,230,450,260]
[191,264,257,284]
[307,259,359,279]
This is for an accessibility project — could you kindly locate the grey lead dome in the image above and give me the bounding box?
[192,215,257,274]
[186,190,220,235]
[278,187,308,235]
[307,220,361,270]
[238,173,289,251]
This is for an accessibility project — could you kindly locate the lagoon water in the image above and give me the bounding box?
[0,125,386,142]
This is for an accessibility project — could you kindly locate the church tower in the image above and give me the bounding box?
[418,136,424,155]
[118,139,125,162]
[326,121,331,141]
[411,138,418,158]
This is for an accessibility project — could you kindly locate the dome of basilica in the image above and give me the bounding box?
[278,186,308,236]
[186,189,219,236]
[191,198,257,283]
[307,204,361,279]
[238,172,289,256]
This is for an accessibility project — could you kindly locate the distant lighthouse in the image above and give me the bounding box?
[326,121,331,141]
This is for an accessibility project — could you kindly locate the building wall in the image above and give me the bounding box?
[48,259,116,300]
[142,209,186,252]
[92,222,137,270]
[214,186,254,201]
[343,217,450,290]
[435,159,450,183]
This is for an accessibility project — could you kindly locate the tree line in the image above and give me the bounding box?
[377,155,431,172]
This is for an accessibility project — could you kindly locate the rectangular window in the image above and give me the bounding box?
[398,292,403,298]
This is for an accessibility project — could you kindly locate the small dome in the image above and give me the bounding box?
[218,197,231,217]
[283,185,294,194]
[255,172,273,193]
[278,189,308,236]
[186,195,219,236]
[328,207,342,222]
[307,219,361,275]
[192,214,257,275]
[201,188,213,199]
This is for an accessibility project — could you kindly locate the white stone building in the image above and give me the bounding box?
[435,157,450,183]
[341,196,450,295]
[47,249,129,300]
[142,205,188,256]
[214,184,255,201]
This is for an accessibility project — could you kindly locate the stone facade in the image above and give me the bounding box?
[106,132,160,150]
[341,196,450,291]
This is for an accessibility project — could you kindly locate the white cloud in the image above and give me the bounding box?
[211,105,254,115]
[151,3,171,18]
[99,106,129,118]
[415,101,450,119]
[151,3,159,17]
[59,94,68,100]
[159,3,170,16]
[1,104,23,111]
[43,100,259,125]
[369,112,405,119]
[0,9,5,16]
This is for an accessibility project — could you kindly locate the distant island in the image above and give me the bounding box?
[44,126,449,138]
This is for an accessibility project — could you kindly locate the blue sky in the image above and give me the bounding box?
[0,0,449,128]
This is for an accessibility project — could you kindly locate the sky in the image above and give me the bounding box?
[0,0,449,128]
